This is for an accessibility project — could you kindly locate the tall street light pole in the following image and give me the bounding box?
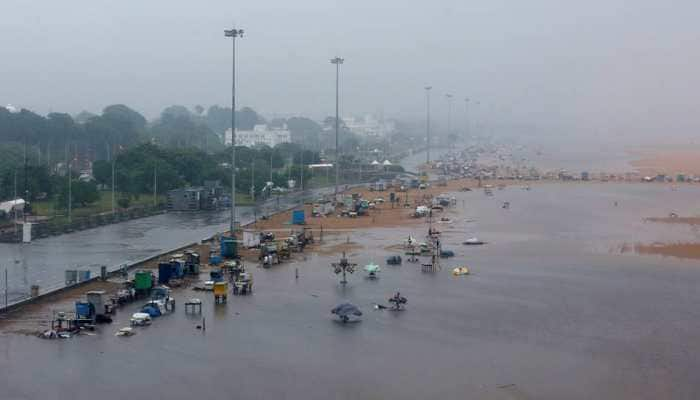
[425,86,432,164]
[68,153,72,223]
[153,162,157,207]
[270,149,273,184]
[331,56,344,203]
[225,27,244,235]
[445,93,453,138]
[464,98,470,138]
[111,144,116,215]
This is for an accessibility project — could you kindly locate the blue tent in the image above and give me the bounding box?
[142,305,161,317]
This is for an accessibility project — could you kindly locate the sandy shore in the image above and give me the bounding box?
[629,145,700,176]
[246,178,503,234]
[623,215,700,260]
[645,216,700,225]
[625,242,700,260]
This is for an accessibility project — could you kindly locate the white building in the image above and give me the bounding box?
[342,114,396,138]
[225,124,292,148]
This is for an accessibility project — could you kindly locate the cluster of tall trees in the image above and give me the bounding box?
[0,104,274,167]
[0,102,388,209]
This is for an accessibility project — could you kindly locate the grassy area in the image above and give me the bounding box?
[307,175,334,188]
[31,191,166,218]
[31,190,256,219]
[235,193,254,206]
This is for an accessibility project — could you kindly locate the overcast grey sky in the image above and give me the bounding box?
[1,0,699,139]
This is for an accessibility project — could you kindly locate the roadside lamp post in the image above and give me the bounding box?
[224,27,244,235]
[464,98,470,138]
[446,93,454,137]
[425,86,432,164]
[331,252,357,285]
[331,56,344,204]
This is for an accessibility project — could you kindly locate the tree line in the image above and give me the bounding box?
[0,103,398,210]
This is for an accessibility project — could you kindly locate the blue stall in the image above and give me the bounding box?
[172,260,184,279]
[75,301,93,319]
[220,237,237,259]
[158,262,173,284]
[292,210,305,225]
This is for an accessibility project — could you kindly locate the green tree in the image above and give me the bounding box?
[57,180,99,208]
[92,160,112,186]
[204,105,265,134]
[151,107,219,150]
[286,117,322,147]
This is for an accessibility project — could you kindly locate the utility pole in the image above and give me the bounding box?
[68,148,72,223]
[111,144,115,214]
[4,268,7,309]
[425,86,432,164]
[23,139,27,223]
[299,149,304,192]
[13,169,17,238]
[225,27,244,235]
[250,159,255,202]
[331,56,344,203]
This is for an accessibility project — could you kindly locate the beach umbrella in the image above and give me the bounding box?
[331,303,363,322]
[364,263,380,273]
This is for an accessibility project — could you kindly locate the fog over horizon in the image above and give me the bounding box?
[2,0,699,143]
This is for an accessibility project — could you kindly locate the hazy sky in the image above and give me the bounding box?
[1,0,699,140]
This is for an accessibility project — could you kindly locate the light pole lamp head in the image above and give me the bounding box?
[224,28,244,38]
[331,57,344,65]
[425,86,432,91]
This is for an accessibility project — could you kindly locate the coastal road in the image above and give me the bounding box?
[0,186,335,305]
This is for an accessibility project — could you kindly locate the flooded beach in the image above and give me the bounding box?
[3,182,700,400]
[5,2,700,398]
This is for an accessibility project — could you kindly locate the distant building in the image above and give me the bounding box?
[224,124,291,148]
[341,115,396,138]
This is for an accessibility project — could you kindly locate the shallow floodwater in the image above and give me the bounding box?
[2,183,700,400]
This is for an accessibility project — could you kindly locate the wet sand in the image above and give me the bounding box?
[631,242,700,260]
[248,178,509,233]
[622,215,700,260]
[645,216,700,225]
[630,146,700,175]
